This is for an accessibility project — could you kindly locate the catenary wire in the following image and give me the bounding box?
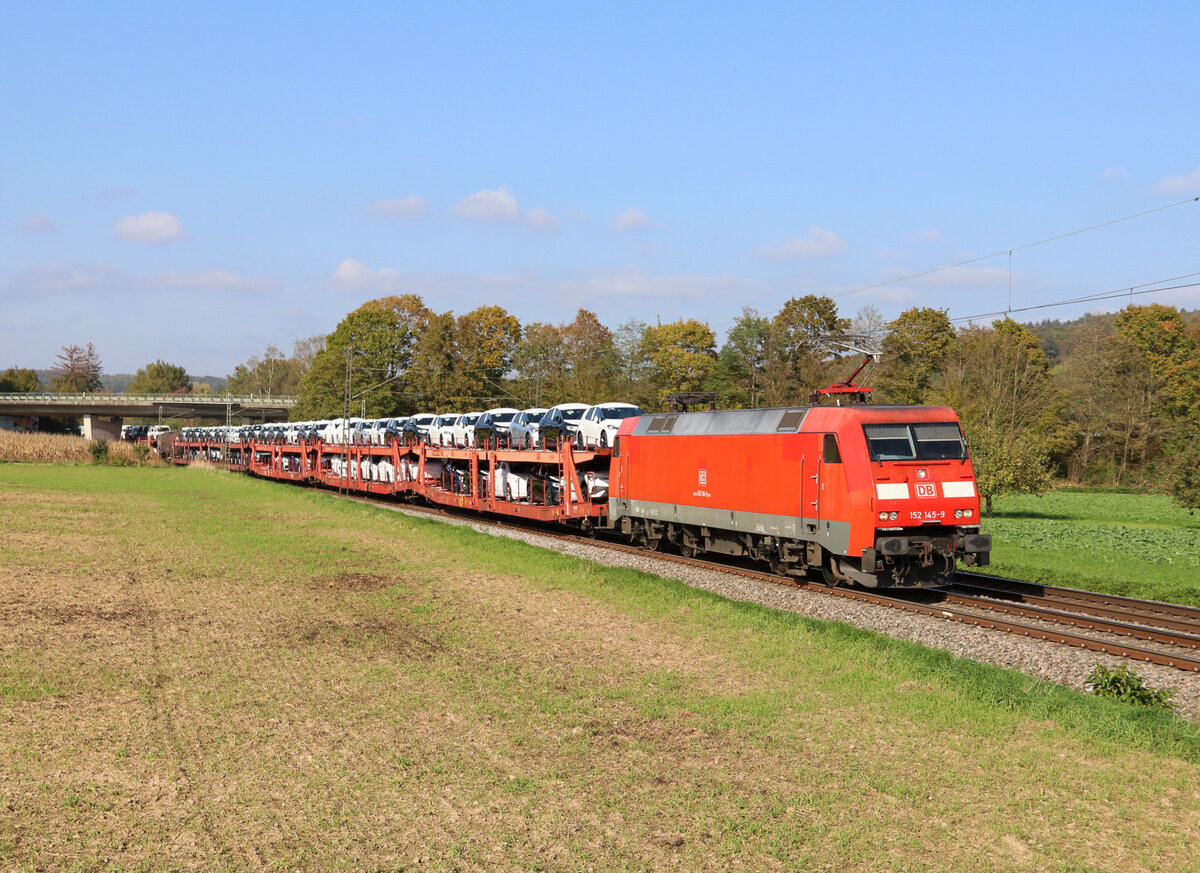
[831,196,1200,301]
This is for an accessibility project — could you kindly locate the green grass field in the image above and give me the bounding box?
[983,490,1200,606]
[2,464,1200,871]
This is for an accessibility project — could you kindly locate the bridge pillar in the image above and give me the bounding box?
[83,415,122,441]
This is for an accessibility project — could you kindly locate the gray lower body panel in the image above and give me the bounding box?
[610,498,852,556]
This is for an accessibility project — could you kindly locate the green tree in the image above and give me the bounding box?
[967,427,1055,517]
[715,308,770,409]
[407,311,458,412]
[128,360,190,394]
[561,309,618,403]
[640,318,717,405]
[0,367,40,392]
[1114,303,1200,428]
[876,307,955,404]
[226,346,301,396]
[50,343,103,392]
[613,318,655,408]
[934,319,1057,511]
[764,295,850,405]
[450,305,522,405]
[1169,441,1200,514]
[512,322,565,408]
[292,305,414,420]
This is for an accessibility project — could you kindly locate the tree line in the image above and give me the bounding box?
[7,295,1198,511]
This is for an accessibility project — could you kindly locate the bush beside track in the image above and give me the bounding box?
[2,463,1200,870]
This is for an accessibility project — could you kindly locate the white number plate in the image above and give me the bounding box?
[911,510,945,521]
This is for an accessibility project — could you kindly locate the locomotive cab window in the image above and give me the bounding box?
[912,422,967,460]
[864,422,966,461]
[822,433,841,463]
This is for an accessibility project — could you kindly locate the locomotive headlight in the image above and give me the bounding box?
[889,511,898,521]
[879,511,888,521]
[954,509,963,519]
[963,509,973,518]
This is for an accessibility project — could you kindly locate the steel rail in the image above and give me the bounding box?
[952,572,1200,631]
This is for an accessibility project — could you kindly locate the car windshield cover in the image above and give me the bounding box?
[863,422,966,461]
[601,407,644,419]
[563,409,585,420]
[494,412,516,422]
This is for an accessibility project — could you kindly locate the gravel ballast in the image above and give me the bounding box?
[385,504,1200,722]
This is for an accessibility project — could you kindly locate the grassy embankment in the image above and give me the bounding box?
[2,463,1200,871]
[983,490,1200,606]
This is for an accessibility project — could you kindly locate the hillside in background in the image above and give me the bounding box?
[23,371,228,393]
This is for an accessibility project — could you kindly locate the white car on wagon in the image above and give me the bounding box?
[506,407,548,450]
[574,402,645,449]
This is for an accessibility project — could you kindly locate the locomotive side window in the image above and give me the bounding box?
[864,422,966,461]
[822,433,842,463]
[863,424,915,460]
[912,422,967,460]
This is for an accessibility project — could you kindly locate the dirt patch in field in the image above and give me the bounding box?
[311,571,399,591]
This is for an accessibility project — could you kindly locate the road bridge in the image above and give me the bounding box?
[0,393,296,439]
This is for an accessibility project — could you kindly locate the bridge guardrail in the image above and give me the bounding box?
[0,393,297,406]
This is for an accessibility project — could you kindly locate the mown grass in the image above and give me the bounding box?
[2,464,1200,871]
[983,490,1200,606]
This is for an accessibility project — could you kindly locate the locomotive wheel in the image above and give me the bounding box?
[821,553,845,587]
[768,552,788,576]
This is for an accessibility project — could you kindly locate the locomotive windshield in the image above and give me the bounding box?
[863,422,967,461]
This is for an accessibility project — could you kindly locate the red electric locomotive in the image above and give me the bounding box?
[609,404,991,587]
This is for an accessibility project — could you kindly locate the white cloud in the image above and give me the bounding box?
[525,207,560,232]
[1155,167,1200,196]
[327,258,407,294]
[562,268,763,303]
[880,264,1011,289]
[114,210,187,244]
[2,263,279,297]
[155,269,280,293]
[21,214,56,234]
[1099,167,1126,181]
[907,229,945,244]
[613,207,657,231]
[756,226,848,260]
[454,187,520,222]
[355,195,429,221]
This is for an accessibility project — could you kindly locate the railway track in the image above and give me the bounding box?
[345,489,1200,672]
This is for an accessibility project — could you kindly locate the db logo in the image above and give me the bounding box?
[698,469,707,485]
[915,482,937,498]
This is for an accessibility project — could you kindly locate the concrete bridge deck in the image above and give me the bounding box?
[0,392,296,438]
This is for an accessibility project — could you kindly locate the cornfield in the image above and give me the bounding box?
[0,431,162,466]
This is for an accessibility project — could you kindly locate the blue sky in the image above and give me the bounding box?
[3,1,1200,375]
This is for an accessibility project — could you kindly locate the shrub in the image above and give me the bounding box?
[1086,663,1176,710]
[132,444,151,466]
[88,439,109,465]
